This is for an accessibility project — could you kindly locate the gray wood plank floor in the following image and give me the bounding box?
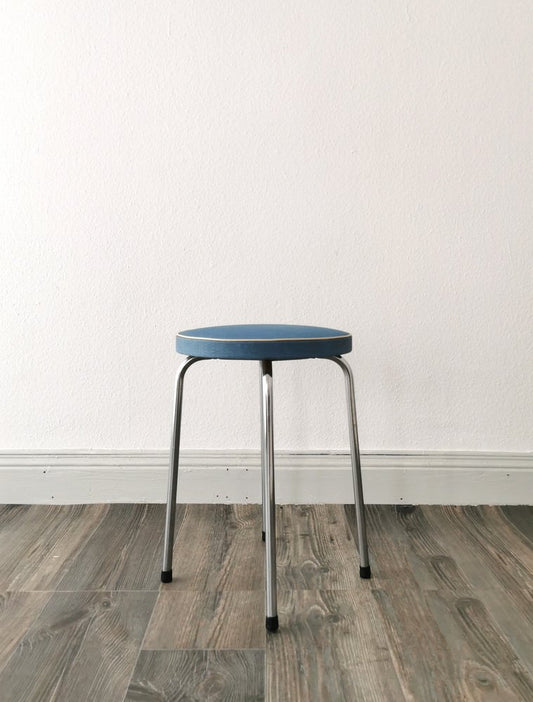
[0,503,531,701]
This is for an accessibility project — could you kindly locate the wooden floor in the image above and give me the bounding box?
[0,504,531,701]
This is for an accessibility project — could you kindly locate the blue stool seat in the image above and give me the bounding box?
[177,324,352,360]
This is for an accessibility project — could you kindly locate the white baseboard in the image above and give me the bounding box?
[0,450,531,505]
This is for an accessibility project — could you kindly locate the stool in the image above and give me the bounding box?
[161,324,371,632]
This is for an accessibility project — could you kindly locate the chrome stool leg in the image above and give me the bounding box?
[161,355,203,583]
[261,360,278,631]
[329,356,371,578]
[260,364,266,542]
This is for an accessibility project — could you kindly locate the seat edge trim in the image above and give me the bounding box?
[177,333,351,343]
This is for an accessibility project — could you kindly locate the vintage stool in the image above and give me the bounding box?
[161,324,371,632]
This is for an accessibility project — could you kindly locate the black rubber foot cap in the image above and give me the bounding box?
[262,530,265,542]
[161,569,173,583]
[266,615,279,632]
[359,565,371,579]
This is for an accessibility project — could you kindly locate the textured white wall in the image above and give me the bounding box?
[1,1,532,453]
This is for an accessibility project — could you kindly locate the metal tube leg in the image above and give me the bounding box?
[261,360,278,631]
[329,356,371,578]
[260,363,266,542]
[161,356,203,583]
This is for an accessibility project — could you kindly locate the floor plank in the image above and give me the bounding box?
[165,504,264,591]
[0,503,531,701]
[420,506,533,656]
[0,591,51,676]
[0,504,108,591]
[424,506,533,593]
[501,506,533,543]
[351,505,423,581]
[425,588,533,700]
[125,649,264,701]
[345,504,533,701]
[372,583,466,701]
[0,590,157,702]
[267,589,405,702]
[476,587,533,680]
[55,504,165,591]
[143,590,265,650]
[276,505,361,591]
[459,506,533,588]
[368,504,476,593]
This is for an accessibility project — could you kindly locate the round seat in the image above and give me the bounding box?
[176,324,352,360]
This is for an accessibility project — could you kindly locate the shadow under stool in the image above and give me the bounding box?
[160,324,371,632]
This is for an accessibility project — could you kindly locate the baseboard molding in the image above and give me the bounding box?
[0,450,531,505]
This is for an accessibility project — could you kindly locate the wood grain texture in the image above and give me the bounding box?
[350,504,422,581]
[425,589,533,701]
[267,588,405,702]
[165,504,264,591]
[372,583,464,702]
[456,506,532,589]
[56,504,165,590]
[0,590,157,702]
[364,505,533,701]
[144,590,265,650]
[421,505,533,669]
[0,503,531,701]
[475,587,533,680]
[501,506,533,542]
[276,505,360,591]
[366,504,475,593]
[125,649,264,702]
[0,504,108,590]
[424,505,533,593]
[0,591,51,675]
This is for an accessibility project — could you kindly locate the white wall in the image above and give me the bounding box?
[2,1,532,454]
